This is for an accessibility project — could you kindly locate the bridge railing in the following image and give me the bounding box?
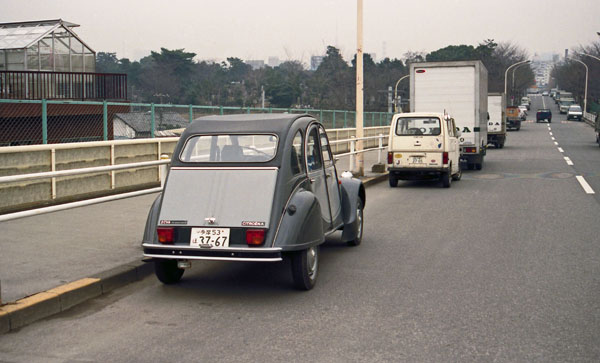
[583,111,597,127]
[0,133,390,221]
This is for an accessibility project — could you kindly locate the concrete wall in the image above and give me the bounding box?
[0,126,390,213]
[0,138,178,213]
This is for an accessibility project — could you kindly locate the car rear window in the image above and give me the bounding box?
[395,117,441,136]
[569,106,582,111]
[180,134,278,163]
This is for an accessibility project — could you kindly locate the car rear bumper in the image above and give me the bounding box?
[143,243,283,262]
[388,166,448,179]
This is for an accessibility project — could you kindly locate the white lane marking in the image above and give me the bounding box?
[558,147,564,152]
[554,141,559,145]
[576,176,595,194]
[564,157,573,165]
[548,127,551,130]
[551,137,556,140]
[542,96,546,108]
[549,132,553,135]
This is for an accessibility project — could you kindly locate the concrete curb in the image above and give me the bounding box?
[0,260,153,334]
[0,173,388,334]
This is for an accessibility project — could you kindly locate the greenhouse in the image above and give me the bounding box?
[0,19,95,72]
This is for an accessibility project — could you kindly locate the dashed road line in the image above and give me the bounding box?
[549,132,553,136]
[558,147,564,153]
[554,141,559,145]
[576,176,595,194]
[564,157,574,166]
[551,137,556,140]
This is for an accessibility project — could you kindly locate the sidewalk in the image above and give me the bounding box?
[0,149,387,333]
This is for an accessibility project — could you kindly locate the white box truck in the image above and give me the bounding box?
[410,61,488,170]
[487,93,506,149]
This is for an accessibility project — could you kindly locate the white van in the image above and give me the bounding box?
[387,112,462,188]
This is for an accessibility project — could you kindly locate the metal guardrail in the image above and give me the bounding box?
[0,134,389,222]
[583,111,597,127]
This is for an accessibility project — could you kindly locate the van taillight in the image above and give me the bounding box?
[465,147,476,153]
[387,152,393,164]
[157,227,174,244]
[246,229,266,246]
[443,152,449,165]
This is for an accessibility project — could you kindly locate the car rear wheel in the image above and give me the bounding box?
[291,245,319,290]
[154,259,184,284]
[389,175,398,188]
[451,164,462,181]
[475,163,483,170]
[347,199,364,247]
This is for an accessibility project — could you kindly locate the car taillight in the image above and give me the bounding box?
[464,147,476,153]
[246,229,266,246]
[443,152,449,164]
[387,152,393,164]
[157,227,174,244]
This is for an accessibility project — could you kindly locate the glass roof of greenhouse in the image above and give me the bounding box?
[0,19,80,50]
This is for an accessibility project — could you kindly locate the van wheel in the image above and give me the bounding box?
[451,164,462,181]
[467,163,474,170]
[389,175,398,188]
[441,172,451,188]
[475,163,483,170]
[291,245,319,290]
[154,259,184,285]
[499,142,504,149]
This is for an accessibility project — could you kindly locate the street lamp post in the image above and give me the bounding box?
[504,60,530,106]
[569,57,589,113]
[354,0,364,176]
[394,75,409,112]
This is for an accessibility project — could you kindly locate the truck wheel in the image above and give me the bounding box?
[475,163,483,170]
[347,199,364,247]
[389,175,398,188]
[467,163,474,170]
[154,259,184,285]
[516,126,521,131]
[499,142,504,149]
[441,172,451,188]
[291,245,319,290]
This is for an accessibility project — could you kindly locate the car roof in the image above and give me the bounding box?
[178,113,313,139]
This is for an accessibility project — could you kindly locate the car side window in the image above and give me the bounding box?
[306,127,323,171]
[291,131,305,175]
[319,128,333,167]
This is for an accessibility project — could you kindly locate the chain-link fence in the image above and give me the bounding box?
[0,99,393,146]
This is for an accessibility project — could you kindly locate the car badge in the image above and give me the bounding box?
[205,217,216,225]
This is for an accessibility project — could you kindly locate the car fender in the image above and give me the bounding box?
[273,188,324,251]
[339,177,365,242]
[142,194,163,244]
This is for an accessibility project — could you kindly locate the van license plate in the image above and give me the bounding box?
[190,228,230,249]
[411,156,423,164]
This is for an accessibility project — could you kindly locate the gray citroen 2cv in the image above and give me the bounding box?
[142,114,365,290]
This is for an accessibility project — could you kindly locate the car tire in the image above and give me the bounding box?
[499,142,504,149]
[154,259,184,285]
[347,198,364,247]
[441,172,451,188]
[291,245,319,290]
[389,175,398,188]
[467,163,474,170]
[475,163,483,170]
[516,126,521,131]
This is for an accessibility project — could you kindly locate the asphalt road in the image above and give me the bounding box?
[1,97,600,362]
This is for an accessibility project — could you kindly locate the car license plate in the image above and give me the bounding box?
[190,228,230,249]
[411,156,423,164]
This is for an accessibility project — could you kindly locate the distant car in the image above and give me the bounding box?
[142,113,366,290]
[518,105,528,119]
[542,91,549,96]
[521,97,531,110]
[567,105,583,121]
[506,106,522,131]
[559,99,575,114]
[536,109,552,123]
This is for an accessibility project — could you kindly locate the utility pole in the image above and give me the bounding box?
[354,0,364,176]
[261,86,265,109]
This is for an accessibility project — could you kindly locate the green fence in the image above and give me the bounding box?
[0,99,393,146]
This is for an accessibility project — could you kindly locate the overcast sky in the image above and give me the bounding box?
[1,0,599,64]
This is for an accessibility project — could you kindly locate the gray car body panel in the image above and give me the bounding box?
[339,177,365,242]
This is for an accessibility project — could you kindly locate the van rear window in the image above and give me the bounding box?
[180,134,278,163]
[395,117,441,136]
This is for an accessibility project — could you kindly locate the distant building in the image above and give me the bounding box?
[245,60,265,70]
[310,56,324,71]
[268,56,281,67]
[114,112,189,139]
